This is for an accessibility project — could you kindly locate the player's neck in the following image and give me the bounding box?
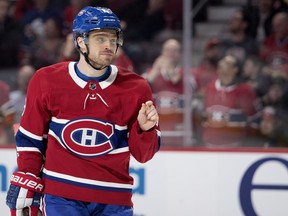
[77,60,106,77]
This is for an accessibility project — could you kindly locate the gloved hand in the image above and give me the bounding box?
[6,171,44,216]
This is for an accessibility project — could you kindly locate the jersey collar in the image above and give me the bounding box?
[68,62,118,89]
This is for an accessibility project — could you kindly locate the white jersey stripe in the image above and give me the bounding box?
[156,129,161,136]
[16,147,41,153]
[51,117,69,124]
[69,62,86,88]
[48,129,67,150]
[19,126,43,141]
[99,65,118,89]
[115,125,127,130]
[108,147,129,154]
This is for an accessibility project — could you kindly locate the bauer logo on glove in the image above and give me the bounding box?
[6,172,44,216]
[10,173,44,193]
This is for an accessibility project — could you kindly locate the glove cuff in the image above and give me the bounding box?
[10,172,44,193]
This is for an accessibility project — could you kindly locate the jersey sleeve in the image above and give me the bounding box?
[128,80,161,163]
[15,71,51,177]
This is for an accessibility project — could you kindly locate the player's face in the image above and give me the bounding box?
[161,40,181,65]
[87,29,118,67]
[217,55,238,86]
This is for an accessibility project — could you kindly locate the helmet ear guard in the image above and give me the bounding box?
[116,31,124,46]
[73,32,88,49]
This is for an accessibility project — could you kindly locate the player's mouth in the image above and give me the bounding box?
[100,52,113,57]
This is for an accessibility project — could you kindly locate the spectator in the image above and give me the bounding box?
[13,0,34,21]
[259,11,288,68]
[106,0,166,42]
[22,17,65,69]
[192,39,221,98]
[20,0,62,53]
[163,0,183,30]
[0,80,12,144]
[244,0,287,41]
[91,0,183,75]
[9,64,36,124]
[259,76,288,147]
[144,39,184,92]
[218,8,259,64]
[143,38,194,146]
[260,75,287,107]
[0,0,22,69]
[200,55,260,147]
[0,65,35,143]
[60,32,79,62]
[63,0,90,34]
[0,80,9,106]
[191,39,221,144]
[113,46,135,72]
[111,20,135,72]
[242,55,271,98]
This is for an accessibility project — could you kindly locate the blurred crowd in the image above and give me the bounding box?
[0,0,184,72]
[143,0,288,148]
[1,0,288,148]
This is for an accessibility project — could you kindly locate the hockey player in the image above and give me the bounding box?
[6,6,161,216]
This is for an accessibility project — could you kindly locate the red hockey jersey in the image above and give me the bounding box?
[15,62,161,206]
[202,79,258,146]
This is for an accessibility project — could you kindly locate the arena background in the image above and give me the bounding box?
[1,0,288,215]
[1,146,288,216]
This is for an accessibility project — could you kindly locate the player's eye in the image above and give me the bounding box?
[95,36,117,46]
[110,39,117,45]
[96,36,106,43]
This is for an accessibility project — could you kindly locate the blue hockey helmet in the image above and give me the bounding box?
[72,6,123,48]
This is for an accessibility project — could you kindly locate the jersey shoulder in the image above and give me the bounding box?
[36,61,71,76]
[116,65,149,87]
[30,62,72,91]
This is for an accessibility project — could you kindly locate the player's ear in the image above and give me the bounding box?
[77,37,86,51]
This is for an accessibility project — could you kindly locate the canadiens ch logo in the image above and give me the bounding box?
[61,119,114,157]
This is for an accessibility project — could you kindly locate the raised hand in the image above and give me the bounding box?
[137,101,159,131]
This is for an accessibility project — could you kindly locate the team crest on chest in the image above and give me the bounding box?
[61,119,114,157]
